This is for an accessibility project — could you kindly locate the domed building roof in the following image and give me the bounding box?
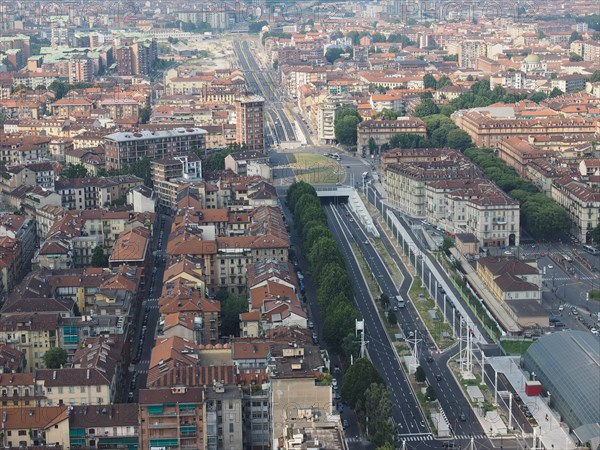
[524,54,540,64]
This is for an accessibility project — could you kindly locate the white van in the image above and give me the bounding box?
[396,295,405,308]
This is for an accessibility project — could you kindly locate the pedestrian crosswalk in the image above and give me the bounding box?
[398,435,433,442]
[397,434,487,442]
[454,434,486,440]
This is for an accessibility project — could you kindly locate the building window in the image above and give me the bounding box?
[229,423,234,433]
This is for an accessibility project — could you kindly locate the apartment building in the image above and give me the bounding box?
[64,404,140,449]
[452,109,597,147]
[51,97,94,118]
[224,151,269,176]
[0,214,37,282]
[139,384,242,450]
[55,175,144,210]
[357,117,427,156]
[4,162,56,191]
[235,95,265,152]
[497,137,549,178]
[0,373,41,407]
[0,313,60,370]
[104,128,207,170]
[583,40,600,63]
[551,178,600,243]
[382,148,479,216]
[151,154,203,208]
[426,179,520,248]
[0,135,52,165]
[0,406,68,449]
[551,74,588,94]
[35,367,113,406]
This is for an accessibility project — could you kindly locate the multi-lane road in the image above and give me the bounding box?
[233,40,297,144]
[325,203,431,440]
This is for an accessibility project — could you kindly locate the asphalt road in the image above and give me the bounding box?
[233,40,297,143]
[126,214,172,401]
[325,203,431,438]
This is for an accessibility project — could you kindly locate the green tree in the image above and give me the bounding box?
[220,292,248,337]
[325,47,344,63]
[591,71,600,83]
[590,224,600,246]
[131,157,153,187]
[387,310,397,325]
[442,236,455,252]
[529,91,548,103]
[139,107,151,124]
[309,236,344,277]
[341,358,384,408]
[360,383,396,447]
[43,347,68,369]
[446,129,473,151]
[248,21,268,33]
[379,293,390,310]
[317,263,353,309]
[423,73,437,90]
[377,443,395,450]
[373,109,402,120]
[368,137,377,155]
[91,246,109,268]
[549,87,563,98]
[568,31,583,44]
[61,163,89,179]
[412,98,440,117]
[415,365,426,383]
[335,115,361,145]
[425,385,437,401]
[436,75,452,89]
[323,302,359,353]
[569,53,583,62]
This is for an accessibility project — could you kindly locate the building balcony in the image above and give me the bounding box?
[148,422,178,429]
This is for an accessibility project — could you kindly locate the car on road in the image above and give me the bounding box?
[504,250,513,255]
[308,320,314,329]
[435,374,442,381]
[364,240,370,245]
[558,305,564,311]
[332,379,338,389]
[312,333,319,344]
[127,392,134,402]
[459,413,466,422]
[337,404,344,413]
[547,264,553,269]
[572,308,578,315]
[426,356,434,363]
[342,419,349,429]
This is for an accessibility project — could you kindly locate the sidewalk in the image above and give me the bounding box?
[488,356,577,450]
[449,248,521,334]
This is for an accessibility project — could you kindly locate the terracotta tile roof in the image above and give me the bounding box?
[0,406,67,430]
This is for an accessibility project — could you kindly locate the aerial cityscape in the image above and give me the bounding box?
[0,1,598,449]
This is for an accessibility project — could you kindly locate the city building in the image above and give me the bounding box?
[452,109,597,147]
[224,150,269,176]
[357,117,427,156]
[104,128,207,170]
[523,331,600,447]
[551,178,600,243]
[236,95,265,151]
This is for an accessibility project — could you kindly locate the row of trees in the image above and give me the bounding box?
[287,182,395,448]
[383,114,473,152]
[342,359,396,447]
[464,148,570,240]
[287,181,361,357]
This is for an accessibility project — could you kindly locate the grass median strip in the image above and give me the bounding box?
[350,242,381,297]
[408,278,456,350]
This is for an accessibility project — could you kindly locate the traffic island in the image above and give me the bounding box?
[407,278,456,351]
